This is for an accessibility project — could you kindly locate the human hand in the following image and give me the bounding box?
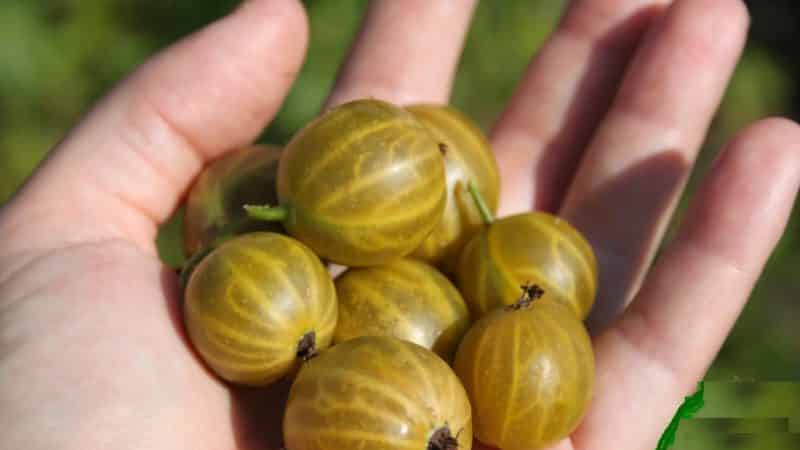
[1,1,798,450]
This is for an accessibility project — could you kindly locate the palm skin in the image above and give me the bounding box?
[1,1,799,450]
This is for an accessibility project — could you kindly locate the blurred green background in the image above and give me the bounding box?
[1,1,798,447]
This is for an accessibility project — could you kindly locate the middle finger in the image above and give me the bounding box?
[559,0,750,332]
[491,0,671,215]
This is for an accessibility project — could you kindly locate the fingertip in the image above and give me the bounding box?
[125,0,310,160]
[722,0,751,33]
[234,0,310,55]
[715,116,800,178]
[671,0,750,36]
[324,0,477,107]
[728,116,800,149]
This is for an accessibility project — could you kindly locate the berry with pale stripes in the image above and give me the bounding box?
[334,258,471,361]
[247,99,447,267]
[184,232,338,386]
[183,144,283,258]
[284,336,472,450]
[406,104,500,274]
[453,286,594,450]
[457,212,598,319]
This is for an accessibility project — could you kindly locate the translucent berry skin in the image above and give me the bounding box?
[457,212,598,319]
[277,99,447,267]
[333,258,471,360]
[284,336,473,450]
[183,144,283,258]
[453,300,594,450]
[407,104,500,274]
[184,232,337,386]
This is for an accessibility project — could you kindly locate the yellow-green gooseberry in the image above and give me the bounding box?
[183,232,337,386]
[333,258,470,360]
[183,144,283,258]
[453,285,595,450]
[284,336,473,450]
[406,104,500,274]
[456,184,598,319]
[246,99,447,267]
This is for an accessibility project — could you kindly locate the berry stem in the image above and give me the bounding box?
[507,283,545,310]
[244,204,289,222]
[428,426,459,450]
[179,245,216,290]
[467,180,494,224]
[296,332,318,362]
[179,216,263,289]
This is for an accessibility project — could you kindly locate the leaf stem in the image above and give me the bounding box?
[244,204,289,222]
[179,245,216,290]
[467,180,494,224]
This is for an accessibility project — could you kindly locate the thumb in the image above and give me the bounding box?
[0,0,307,265]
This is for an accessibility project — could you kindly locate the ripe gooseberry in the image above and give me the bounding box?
[183,144,283,258]
[333,258,471,360]
[453,285,594,450]
[456,184,597,319]
[284,336,472,450]
[406,104,500,274]
[184,232,337,386]
[246,99,447,267]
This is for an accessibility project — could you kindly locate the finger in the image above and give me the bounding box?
[324,0,477,108]
[0,0,308,257]
[558,0,750,331]
[574,118,800,450]
[491,0,671,215]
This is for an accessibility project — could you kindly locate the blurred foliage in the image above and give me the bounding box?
[1,0,798,433]
[673,382,800,449]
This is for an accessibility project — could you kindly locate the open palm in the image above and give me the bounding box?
[1,1,798,449]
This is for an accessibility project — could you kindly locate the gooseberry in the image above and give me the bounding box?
[457,186,597,319]
[184,232,337,386]
[247,99,447,267]
[183,144,283,258]
[333,258,470,360]
[284,336,472,450]
[406,104,500,274]
[453,285,594,450]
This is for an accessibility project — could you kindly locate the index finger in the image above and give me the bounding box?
[325,0,477,107]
